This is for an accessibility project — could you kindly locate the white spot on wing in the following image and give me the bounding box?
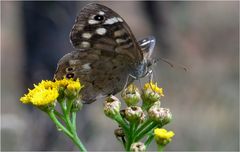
[82,63,91,70]
[82,33,92,39]
[117,17,123,22]
[88,19,99,24]
[81,41,90,48]
[96,28,107,35]
[104,17,119,25]
[116,38,127,43]
[99,11,105,15]
[114,29,125,37]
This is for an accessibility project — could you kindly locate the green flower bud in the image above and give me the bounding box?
[142,89,161,104]
[64,89,78,99]
[71,98,83,112]
[125,106,145,123]
[130,142,146,152]
[103,95,121,119]
[142,82,164,110]
[148,107,172,125]
[121,84,141,106]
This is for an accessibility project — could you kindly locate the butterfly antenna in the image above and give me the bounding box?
[153,57,188,72]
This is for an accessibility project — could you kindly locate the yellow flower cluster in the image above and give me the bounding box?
[144,82,164,96]
[20,80,58,106]
[154,128,175,145]
[56,78,83,92]
[20,78,83,106]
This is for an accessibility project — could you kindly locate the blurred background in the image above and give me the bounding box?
[1,1,239,151]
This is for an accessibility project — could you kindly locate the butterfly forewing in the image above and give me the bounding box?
[70,3,143,62]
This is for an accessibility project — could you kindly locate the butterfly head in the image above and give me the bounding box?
[130,36,156,79]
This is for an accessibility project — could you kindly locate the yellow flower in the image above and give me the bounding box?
[154,128,175,146]
[55,78,83,92]
[20,80,58,106]
[37,80,57,89]
[144,82,164,97]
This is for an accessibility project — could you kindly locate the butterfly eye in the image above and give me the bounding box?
[94,15,104,21]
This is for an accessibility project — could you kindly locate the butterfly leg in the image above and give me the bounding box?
[121,74,136,95]
[147,69,157,92]
[148,70,153,83]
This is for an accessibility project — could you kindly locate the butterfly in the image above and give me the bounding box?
[54,3,156,104]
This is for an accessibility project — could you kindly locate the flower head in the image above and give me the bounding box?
[148,107,172,125]
[154,128,175,146]
[121,84,141,106]
[56,78,83,91]
[103,95,121,119]
[124,106,145,123]
[142,82,164,109]
[130,142,146,152]
[55,78,83,98]
[20,80,58,107]
[144,82,164,97]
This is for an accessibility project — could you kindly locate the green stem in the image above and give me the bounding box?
[72,112,77,131]
[114,114,129,135]
[57,97,87,151]
[65,98,87,152]
[70,123,87,152]
[47,111,73,139]
[60,100,72,131]
[114,114,130,151]
[133,119,151,137]
[144,133,154,148]
[126,122,135,151]
[54,110,66,122]
[135,122,157,141]
[157,144,164,152]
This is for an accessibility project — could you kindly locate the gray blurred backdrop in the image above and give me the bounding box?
[1,1,239,151]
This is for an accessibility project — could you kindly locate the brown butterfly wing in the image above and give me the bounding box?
[70,3,143,62]
[54,50,134,103]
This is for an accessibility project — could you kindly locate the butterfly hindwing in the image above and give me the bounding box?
[54,49,133,103]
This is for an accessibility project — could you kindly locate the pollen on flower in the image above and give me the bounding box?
[144,82,164,96]
[37,80,57,89]
[30,88,59,105]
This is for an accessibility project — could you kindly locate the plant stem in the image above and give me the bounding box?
[157,144,164,152]
[114,114,129,134]
[65,99,87,152]
[133,119,151,137]
[135,122,157,141]
[145,133,154,148]
[57,97,87,151]
[54,110,66,122]
[126,122,135,151]
[48,111,73,139]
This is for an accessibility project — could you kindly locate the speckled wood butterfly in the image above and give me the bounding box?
[54,3,156,103]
